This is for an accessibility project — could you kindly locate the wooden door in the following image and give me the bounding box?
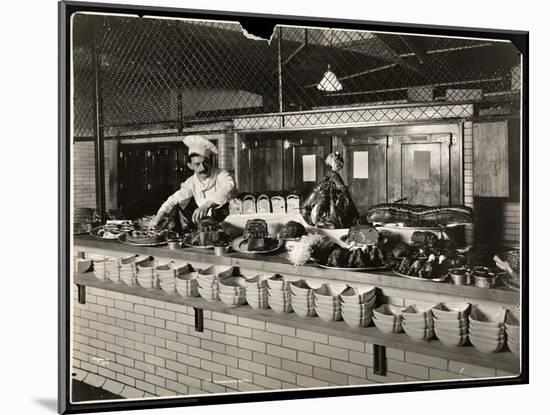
[147,146,179,212]
[283,135,331,196]
[119,147,148,217]
[391,134,452,206]
[238,135,284,193]
[337,135,388,214]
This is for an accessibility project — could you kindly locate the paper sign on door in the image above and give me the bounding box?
[353,151,369,179]
[302,155,316,182]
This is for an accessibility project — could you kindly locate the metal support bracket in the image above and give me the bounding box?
[194,307,204,332]
[77,284,86,305]
[373,344,387,376]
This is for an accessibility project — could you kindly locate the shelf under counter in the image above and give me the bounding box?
[73,271,520,374]
[74,235,520,305]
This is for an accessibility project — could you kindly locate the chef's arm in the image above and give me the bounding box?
[150,182,193,228]
[208,171,237,208]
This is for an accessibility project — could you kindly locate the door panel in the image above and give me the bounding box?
[392,134,451,206]
[283,135,331,196]
[239,135,284,193]
[339,135,387,214]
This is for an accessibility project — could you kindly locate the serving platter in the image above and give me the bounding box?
[231,236,283,254]
[391,268,449,282]
[312,260,389,272]
[379,223,469,230]
[117,233,167,247]
[90,226,126,240]
[182,233,216,249]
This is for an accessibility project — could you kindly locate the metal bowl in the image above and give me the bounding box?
[449,268,472,286]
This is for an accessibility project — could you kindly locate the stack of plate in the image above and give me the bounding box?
[218,277,247,307]
[267,275,292,313]
[340,286,376,328]
[91,256,114,281]
[373,304,404,334]
[402,304,435,341]
[244,275,270,309]
[107,255,139,284]
[197,265,234,302]
[156,262,191,294]
[505,309,520,356]
[136,257,158,289]
[432,302,470,347]
[468,305,507,353]
[290,280,317,317]
[313,284,346,322]
[176,270,199,298]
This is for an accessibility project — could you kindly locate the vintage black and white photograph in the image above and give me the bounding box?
[61,1,527,411]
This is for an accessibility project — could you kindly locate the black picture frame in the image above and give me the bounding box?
[59,1,529,413]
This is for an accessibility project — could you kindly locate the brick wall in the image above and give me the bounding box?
[73,141,118,211]
[72,284,515,399]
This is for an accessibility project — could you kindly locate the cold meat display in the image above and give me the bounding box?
[300,152,360,229]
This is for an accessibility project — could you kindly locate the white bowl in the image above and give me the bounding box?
[432,302,471,320]
[373,304,404,322]
[289,280,316,297]
[291,294,315,307]
[267,275,291,291]
[219,293,247,307]
[160,284,176,293]
[316,308,342,322]
[244,274,270,289]
[267,287,291,298]
[403,324,435,341]
[137,279,155,289]
[402,304,435,321]
[437,331,468,347]
[469,335,505,353]
[292,305,317,318]
[177,271,199,281]
[469,305,507,326]
[434,325,468,336]
[199,265,235,279]
[339,285,376,304]
[198,287,219,301]
[314,283,346,300]
[342,312,373,328]
[433,316,469,329]
[402,317,434,329]
[341,296,376,311]
[373,317,402,334]
[468,324,505,338]
[247,298,270,309]
[176,285,199,298]
[269,301,293,313]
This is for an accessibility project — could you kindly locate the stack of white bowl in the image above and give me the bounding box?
[340,286,376,327]
[373,304,404,334]
[197,265,234,302]
[74,257,92,274]
[468,304,507,353]
[267,275,292,313]
[91,256,114,281]
[313,284,345,322]
[156,262,191,294]
[218,276,247,307]
[176,269,200,298]
[107,255,140,284]
[505,310,520,356]
[136,257,158,289]
[402,304,435,341]
[244,275,270,309]
[432,302,470,347]
[290,280,317,317]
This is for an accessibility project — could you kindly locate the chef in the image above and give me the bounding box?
[149,135,236,229]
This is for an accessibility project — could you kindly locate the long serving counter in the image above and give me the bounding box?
[71,236,521,399]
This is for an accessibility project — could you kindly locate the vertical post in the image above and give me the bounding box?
[373,344,387,376]
[277,26,284,127]
[177,89,183,133]
[91,23,107,224]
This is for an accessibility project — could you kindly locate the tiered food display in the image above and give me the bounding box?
[231,219,283,253]
[183,217,232,248]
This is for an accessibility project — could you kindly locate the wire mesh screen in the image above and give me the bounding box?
[72,13,521,138]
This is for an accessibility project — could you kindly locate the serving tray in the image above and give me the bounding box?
[312,260,389,272]
[117,233,167,247]
[231,236,283,254]
[391,268,449,282]
[89,226,126,240]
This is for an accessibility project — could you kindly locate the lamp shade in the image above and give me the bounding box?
[317,64,343,92]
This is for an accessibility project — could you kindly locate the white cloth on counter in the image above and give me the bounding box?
[157,167,236,215]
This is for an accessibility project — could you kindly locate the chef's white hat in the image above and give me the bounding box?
[183,135,219,158]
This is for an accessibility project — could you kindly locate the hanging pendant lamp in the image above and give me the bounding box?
[317,64,343,92]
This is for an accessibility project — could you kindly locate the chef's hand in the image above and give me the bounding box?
[192,201,214,224]
[148,214,162,230]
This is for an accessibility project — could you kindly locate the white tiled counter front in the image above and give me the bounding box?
[71,237,521,399]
